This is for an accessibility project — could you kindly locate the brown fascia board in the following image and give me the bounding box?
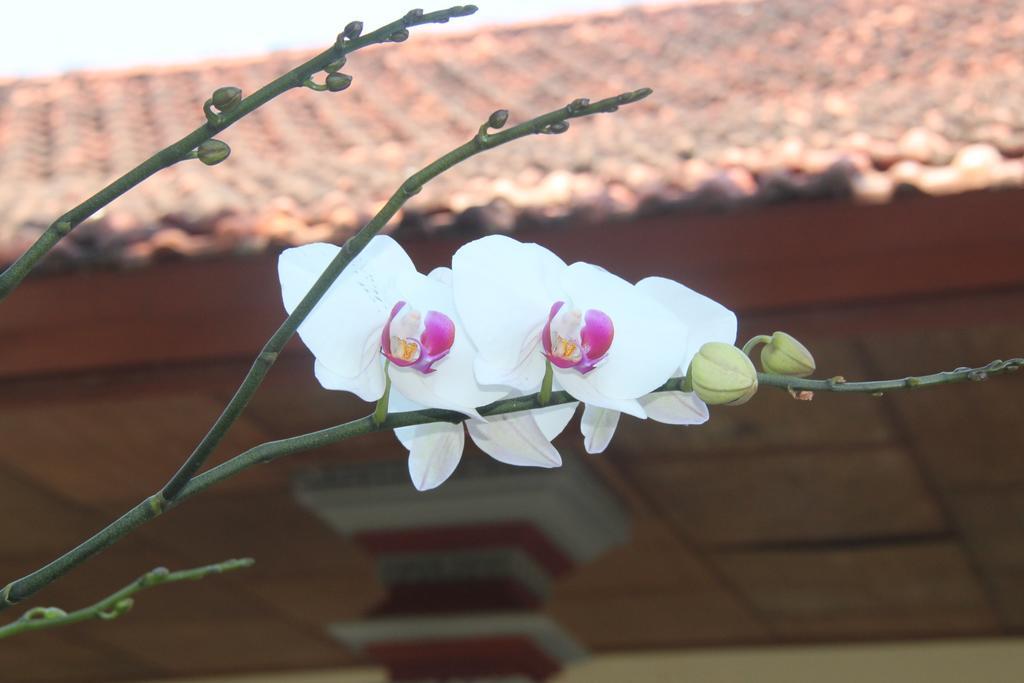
[1,189,1023,380]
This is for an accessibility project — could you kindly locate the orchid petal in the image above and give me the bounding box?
[453,236,568,382]
[636,276,737,369]
[278,238,414,378]
[314,358,386,402]
[581,308,615,361]
[532,400,579,441]
[420,310,456,359]
[474,347,548,393]
[405,422,466,491]
[556,368,647,419]
[561,262,686,399]
[428,266,453,285]
[639,390,710,425]
[387,387,465,490]
[467,413,562,468]
[581,404,621,454]
[387,390,426,451]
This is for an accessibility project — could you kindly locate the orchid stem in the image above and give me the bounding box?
[0,6,479,301]
[0,558,252,640]
[757,357,1023,394]
[539,359,554,406]
[5,356,1019,612]
[373,361,392,426]
[741,335,772,357]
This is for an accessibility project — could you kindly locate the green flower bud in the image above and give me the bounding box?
[210,86,242,112]
[390,28,410,42]
[326,73,353,92]
[689,342,759,406]
[487,109,509,129]
[342,21,363,40]
[760,331,816,377]
[543,121,570,135]
[325,56,347,73]
[196,139,230,166]
[567,97,590,114]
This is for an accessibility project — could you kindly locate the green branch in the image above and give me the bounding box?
[4,355,1019,612]
[0,5,478,300]
[758,357,1023,395]
[177,358,1024,500]
[0,559,253,640]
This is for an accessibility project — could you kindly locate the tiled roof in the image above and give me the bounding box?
[2,0,1023,269]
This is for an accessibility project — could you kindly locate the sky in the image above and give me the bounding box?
[0,0,655,77]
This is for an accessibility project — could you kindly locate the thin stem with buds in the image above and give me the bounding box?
[0,559,253,639]
[757,357,1023,395]
[0,5,479,300]
[2,356,1019,611]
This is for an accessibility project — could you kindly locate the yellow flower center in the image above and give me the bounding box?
[554,335,581,361]
[393,337,420,362]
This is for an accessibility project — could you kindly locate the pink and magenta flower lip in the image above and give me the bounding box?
[541,300,614,374]
[381,301,455,373]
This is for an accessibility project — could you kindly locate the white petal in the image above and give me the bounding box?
[581,405,621,454]
[636,276,737,369]
[278,238,414,378]
[556,368,647,419]
[474,348,548,393]
[639,390,710,425]
[532,401,579,441]
[389,271,506,416]
[314,358,386,402]
[390,376,477,489]
[467,414,562,468]
[390,366,486,419]
[428,266,453,285]
[385,390,427,451]
[561,262,686,399]
[404,422,465,491]
[452,236,568,382]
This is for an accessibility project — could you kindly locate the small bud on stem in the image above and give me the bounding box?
[210,86,242,113]
[325,73,354,92]
[196,139,231,166]
[760,331,816,377]
[541,121,570,135]
[567,98,590,114]
[403,9,425,25]
[342,21,363,40]
[689,342,759,405]
[324,56,347,73]
[487,109,509,129]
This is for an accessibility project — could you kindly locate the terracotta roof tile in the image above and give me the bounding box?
[2,0,1023,269]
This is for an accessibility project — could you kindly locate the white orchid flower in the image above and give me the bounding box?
[279,236,567,491]
[578,276,738,453]
[452,235,689,422]
[451,235,737,455]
